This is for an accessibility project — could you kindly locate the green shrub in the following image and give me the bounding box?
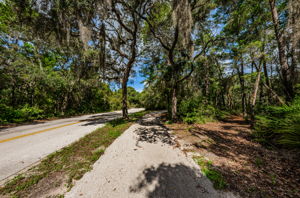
[182,111,215,124]
[16,105,44,121]
[215,109,231,120]
[253,97,300,148]
[0,103,13,124]
[0,104,44,124]
[179,97,226,124]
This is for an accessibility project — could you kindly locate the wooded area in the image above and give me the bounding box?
[0,0,299,148]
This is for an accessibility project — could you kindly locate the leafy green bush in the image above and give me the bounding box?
[140,87,167,110]
[179,97,228,124]
[17,105,44,121]
[253,97,300,148]
[0,103,13,124]
[0,103,44,124]
[182,110,215,124]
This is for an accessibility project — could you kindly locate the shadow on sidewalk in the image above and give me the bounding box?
[129,163,213,198]
[130,113,221,198]
[135,112,174,145]
[135,127,174,145]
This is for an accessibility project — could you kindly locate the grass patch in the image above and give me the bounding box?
[194,156,227,190]
[0,111,148,198]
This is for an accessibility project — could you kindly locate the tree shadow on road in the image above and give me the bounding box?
[79,112,121,126]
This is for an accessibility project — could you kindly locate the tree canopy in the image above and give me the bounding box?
[0,0,299,147]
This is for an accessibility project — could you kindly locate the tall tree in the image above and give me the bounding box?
[140,0,215,120]
[269,0,294,101]
[105,0,145,119]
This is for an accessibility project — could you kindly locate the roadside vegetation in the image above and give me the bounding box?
[0,111,147,198]
[0,82,142,124]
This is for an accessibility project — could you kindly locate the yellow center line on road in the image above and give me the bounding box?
[0,121,81,143]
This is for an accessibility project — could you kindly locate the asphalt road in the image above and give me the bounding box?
[0,108,144,183]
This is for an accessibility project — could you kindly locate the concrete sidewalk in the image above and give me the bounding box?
[66,112,236,198]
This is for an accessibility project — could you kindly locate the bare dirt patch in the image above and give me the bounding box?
[27,171,67,198]
[167,116,300,198]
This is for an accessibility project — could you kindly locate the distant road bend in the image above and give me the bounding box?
[0,108,144,183]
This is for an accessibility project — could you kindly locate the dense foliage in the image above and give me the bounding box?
[0,45,113,123]
[0,0,143,124]
[0,0,299,148]
[137,0,299,148]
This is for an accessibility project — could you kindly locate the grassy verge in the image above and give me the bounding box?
[0,111,148,198]
[194,156,227,190]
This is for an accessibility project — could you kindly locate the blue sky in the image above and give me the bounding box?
[109,66,145,92]
[129,69,145,92]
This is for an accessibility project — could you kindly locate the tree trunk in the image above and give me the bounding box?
[251,68,262,107]
[262,56,273,103]
[121,65,132,119]
[263,58,271,88]
[250,62,262,122]
[216,61,226,108]
[237,58,246,117]
[121,75,129,119]
[99,23,106,74]
[171,85,178,121]
[241,64,246,117]
[269,0,294,101]
[169,60,180,121]
[263,83,285,105]
[288,0,300,86]
[122,84,128,119]
[61,94,68,115]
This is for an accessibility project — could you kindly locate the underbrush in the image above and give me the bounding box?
[253,97,300,148]
[0,104,45,124]
[0,103,143,125]
[178,97,230,124]
[0,103,109,125]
